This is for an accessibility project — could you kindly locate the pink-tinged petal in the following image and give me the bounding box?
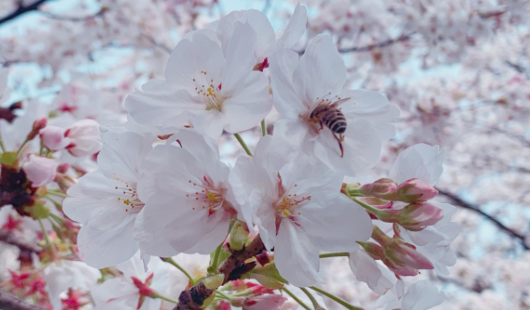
[275,220,321,287]
[66,119,100,138]
[216,10,276,59]
[222,22,258,95]
[22,155,57,187]
[349,250,395,295]
[98,131,152,184]
[293,34,345,105]
[39,126,69,151]
[91,278,138,309]
[221,71,272,133]
[191,110,227,139]
[389,144,445,185]
[314,119,382,176]
[253,189,277,251]
[184,219,228,254]
[276,4,308,49]
[270,49,305,118]
[77,216,138,268]
[401,280,445,310]
[125,79,201,128]
[165,32,224,89]
[299,195,372,252]
[64,170,132,227]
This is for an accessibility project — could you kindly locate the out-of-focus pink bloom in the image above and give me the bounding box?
[27,118,47,141]
[243,294,287,310]
[22,154,58,187]
[64,119,102,157]
[39,126,69,151]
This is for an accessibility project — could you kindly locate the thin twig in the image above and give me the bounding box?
[0,0,49,25]
[436,188,529,250]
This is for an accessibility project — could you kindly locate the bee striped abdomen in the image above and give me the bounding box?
[321,109,346,134]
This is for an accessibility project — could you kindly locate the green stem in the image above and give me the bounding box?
[162,257,194,284]
[319,252,350,259]
[16,139,29,155]
[48,213,64,226]
[234,133,252,156]
[215,290,232,301]
[351,197,382,215]
[300,287,322,310]
[152,291,179,304]
[282,287,312,310]
[261,120,266,136]
[37,217,51,249]
[310,286,364,310]
[45,196,63,210]
[47,190,68,198]
[0,138,5,152]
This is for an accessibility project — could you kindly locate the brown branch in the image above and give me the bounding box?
[174,235,266,310]
[0,0,49,25]
[338,32,416,53]
[0,290,42,310]
[436,188,529,250]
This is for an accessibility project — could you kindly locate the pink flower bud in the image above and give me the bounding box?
[395,178,438,203]
[360,178,398,198]
[22,154,58,187]
[384,240,434,271]
[399,202,443,231]
[64,119,102,157]
[243,294,287,310]
[39,126,69,151]
[56,162,70,174]
[27,117,47,141]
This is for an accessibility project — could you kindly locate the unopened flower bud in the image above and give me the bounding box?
[39,126,69,151]
[56,162,70,174]
[394,178,438,203]
[399,202,443,231]
[203,274,224,290]
[384,239,434,271]
[22,154,57,187]
[64,119,102,157]
[26,117,47,141]
[230,221,249,251]
[357,241,385,260]
[360,178,397,198]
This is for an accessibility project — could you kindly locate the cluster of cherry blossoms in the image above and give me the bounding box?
[0,4,459,310]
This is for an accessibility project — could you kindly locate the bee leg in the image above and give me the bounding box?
[319,121,324,131]
[332,133,344,157]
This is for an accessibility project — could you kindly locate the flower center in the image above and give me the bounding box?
[187,176,234,216]
[114,178,145,213]
[192,71,225,112]
[275,193,311,218]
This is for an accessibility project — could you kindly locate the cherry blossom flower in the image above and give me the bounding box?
[134,130,239,257]
[209,4,307,68]
[270,34,399,176]
[64,119,102,157]
[63,131,152,268]
[232,136,372,287]
[125,22,273,139]
[91,252,169,310]
[43,260,101,310]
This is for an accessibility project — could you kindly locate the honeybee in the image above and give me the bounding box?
[309,98,350,157]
